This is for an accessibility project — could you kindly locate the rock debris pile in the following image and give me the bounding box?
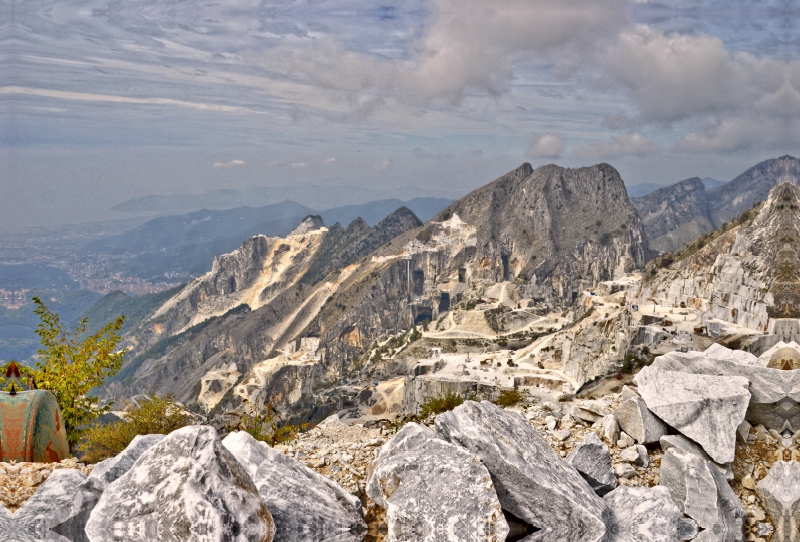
[5,342,800,541]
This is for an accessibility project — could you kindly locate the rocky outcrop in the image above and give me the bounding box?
[432,162,650,305]
[632,177,715,253]
[634,366,750,463]
[435,401,609,541]
[710,155,800,226]
[85,425,275,542]
[639,181,800,333]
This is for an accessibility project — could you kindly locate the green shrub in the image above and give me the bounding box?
[493,389,524,407]
[418,391,464,419]
[78,395,192,463]
[225,399,310,446]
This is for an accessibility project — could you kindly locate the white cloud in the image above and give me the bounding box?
[527,134,565,158]
[291,162,308,169]
[573,132,660,158]
[324,157,337,164]
[213,159,245,168]
[373,157,393,171]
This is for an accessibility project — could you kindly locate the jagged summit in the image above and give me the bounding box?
[431,162,650,305]
[290,214,327,236]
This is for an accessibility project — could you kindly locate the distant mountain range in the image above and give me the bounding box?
[625,177,725,199]
[111,184,455,216]
[82,197,453,282]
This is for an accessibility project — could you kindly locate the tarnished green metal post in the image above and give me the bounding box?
[0,390,70,462]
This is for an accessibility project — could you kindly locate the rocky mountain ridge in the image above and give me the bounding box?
[633,155,800,254]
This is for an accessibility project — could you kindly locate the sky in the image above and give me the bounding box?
[1,0,799,227]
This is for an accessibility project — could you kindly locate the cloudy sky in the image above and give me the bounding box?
[1,0,798,227]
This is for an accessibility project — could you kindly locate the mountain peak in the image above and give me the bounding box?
[290,215,326,236]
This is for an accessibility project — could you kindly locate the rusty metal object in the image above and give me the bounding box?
[0,390,70,462]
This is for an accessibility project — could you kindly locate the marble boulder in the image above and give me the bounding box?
[435,401,609,542]
[604,485,696,542]
[223,431,366,542]
[566,433,617,497]
[635,366,750,464]
[367,434,508,542]
[85,425,275,542]
[659,448,746,541]
[615,395,668,445]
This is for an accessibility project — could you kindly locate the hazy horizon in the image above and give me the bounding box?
[2,0,799,228]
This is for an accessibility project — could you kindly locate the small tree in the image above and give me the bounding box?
[78,394,191,463]
[0,297,126,447]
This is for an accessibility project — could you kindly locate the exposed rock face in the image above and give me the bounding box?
[634,366,751,464]
[756,461,800,542]
[432,162,650,305]
[639,181,800,334]
[367,432,508,542]
[566,433,617,497]
[659,448,746,541]
[435,401,609,542]
[105,207,423,408]
[631,156,799,254]
[632,177,716,253]
[604,486,690,542]
[85,425,275,542]
[222,431,366,542]
[709,155,800,226]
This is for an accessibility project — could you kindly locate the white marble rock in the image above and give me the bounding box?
[755,460,800,542]
[601,414,620,444]
[223,431,367,542]
[368,435,508,542]
[85,425,275,542]
[435,401,609,542]
[87,434,167,491]
[0,469,99,542]
[634,366,750,464]
[566,433,617,497]
[604,485,694,542]
[659,448,746,541]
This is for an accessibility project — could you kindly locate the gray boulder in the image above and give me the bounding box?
[85,425,275,542]
[659,448,746,541]
[755,461,800,542]
[368,435,508,541]
[566,433,617,497]
[604,485,694,542]
[87,434,166,490]
[635,366,750,464]
[223,431,367,542]
[435,401,609,542]
[0,469,99,542]
[615,395,668,444]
